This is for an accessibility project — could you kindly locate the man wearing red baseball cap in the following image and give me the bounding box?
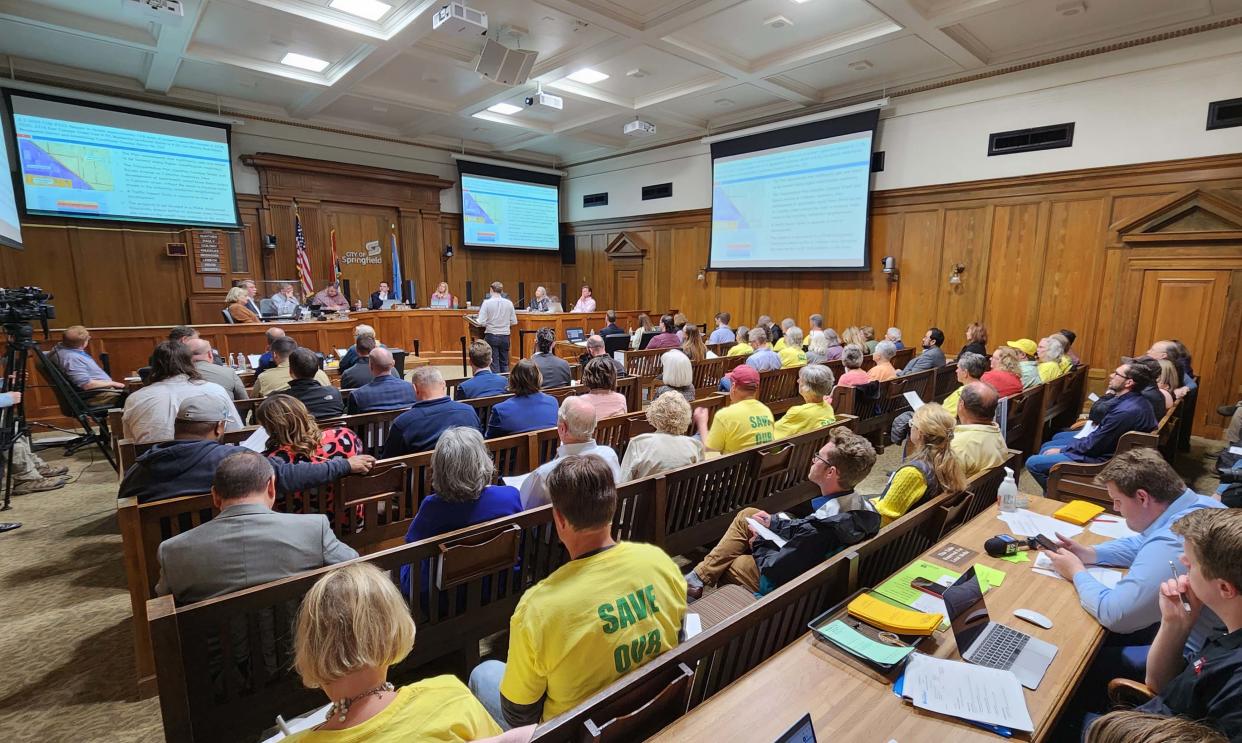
[692,364,775,453]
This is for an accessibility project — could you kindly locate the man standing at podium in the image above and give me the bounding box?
[479,281,518,373]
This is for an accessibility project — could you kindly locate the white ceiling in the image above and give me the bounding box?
[0,0,1239,166]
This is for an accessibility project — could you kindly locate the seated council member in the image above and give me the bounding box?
[774,364,835,440]
[684,427,880,598]
[368,281,392,310]
[428,281,457,309]
[455,341,509,400]
[269,283,300,316]
[286,562,509,742]
[225,286,260,324]
[484,360,558,438]
[619,391,705,481]
[527,285,551,312]
[693,365,774,454]
[312,283,351,312]
[469,456,685,729]
[569,284,595,313]
[872,403,966,525]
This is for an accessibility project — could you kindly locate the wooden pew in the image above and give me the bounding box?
[931,362,959,403]
[1001,384,1047,462]
[756,366,802,416]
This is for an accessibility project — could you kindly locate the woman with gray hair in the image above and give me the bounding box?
[823,328,844,361]
[655,349,696,402]
[837,345,872,387]
[1036,335,1067,383]
[619,391,706,481]
[775,364,837,439]
[867,340,899,382]
[399,426,523,595]
[805,330,831,364]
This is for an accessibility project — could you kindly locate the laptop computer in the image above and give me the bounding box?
[565,328,585,342]
[941,566,1057,690]
[773,713,816,743]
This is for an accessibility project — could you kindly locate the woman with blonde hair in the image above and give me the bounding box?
[681,323,710,363]
[1155,358,1179,412]
[842,326,866,349]
[256,395,363,520]
[959,322,988,359]
[862,326,878,354]
[982,346,1024,398]
[872,403,966,525]
[630,313,654,350]
[286,562,512,741]
[619,391,706,481]
[225,286,260,323]
[1084,710,1226,743]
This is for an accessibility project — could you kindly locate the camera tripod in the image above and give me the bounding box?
[1,320,41,513]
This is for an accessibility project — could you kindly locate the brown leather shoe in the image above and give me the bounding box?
[687,583,703,603]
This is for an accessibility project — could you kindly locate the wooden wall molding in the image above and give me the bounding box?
[1114,188,1242,245]
[605,231,649,258]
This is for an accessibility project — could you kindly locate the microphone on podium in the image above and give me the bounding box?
[984,534,1039,558]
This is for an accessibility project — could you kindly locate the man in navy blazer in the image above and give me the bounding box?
[347,348,416,413]
[455,341,510,400]
[382,367,480,457]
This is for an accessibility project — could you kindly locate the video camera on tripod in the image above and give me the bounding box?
[1,287,57,515]
[0,286,55,333]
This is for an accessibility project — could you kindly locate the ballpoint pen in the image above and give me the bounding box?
[1169,561,1192,613]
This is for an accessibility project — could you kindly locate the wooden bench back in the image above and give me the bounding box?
[932,362,959,402]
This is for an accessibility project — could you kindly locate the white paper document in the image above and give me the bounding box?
[746,517,787,548]
[903,391,925,411]
[335,348,349,360]
[1230,446,1242,456]
[1073,421,1096,439]
[997,508,1083,538]
[262,704,331,742]
[684,613,702,640]
[1033,552,1123,588]
[1088,393,1100,403]
[502,472,532,490]
[1089,518,1138,539]
[240,427,269,452]
[902,654,1033,732]
[247,354,262,369]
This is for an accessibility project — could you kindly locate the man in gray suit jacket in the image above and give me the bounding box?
[898,327,947,376]
[155,450,358,604]
[189,338,248,401]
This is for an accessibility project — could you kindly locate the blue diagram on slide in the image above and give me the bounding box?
[17,139,95,190]
[461,191,494,223]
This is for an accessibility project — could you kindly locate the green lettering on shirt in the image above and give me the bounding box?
[616,596,637,629]
[598,603,619,634]
[626,590,649,622]
[644,584,660,616]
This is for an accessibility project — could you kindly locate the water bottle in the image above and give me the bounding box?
[229,353,239,370]
[998,467,1019,512]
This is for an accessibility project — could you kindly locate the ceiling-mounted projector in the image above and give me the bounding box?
[623,119,656,137]
[476,38,537,86]
[432,2,487,35]
[525,92,563,110]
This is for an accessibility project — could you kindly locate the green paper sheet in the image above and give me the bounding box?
[874,560,960,608]
[817,620,914,665]
[1000,551,1031,563]
[975,564,1007,592]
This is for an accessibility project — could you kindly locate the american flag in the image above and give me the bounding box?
[294,211,314,297]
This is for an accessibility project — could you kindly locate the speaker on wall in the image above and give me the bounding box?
[517,281,526,308]
[560,234,576,265]
[402,280,415,306]
[465,281,473,306]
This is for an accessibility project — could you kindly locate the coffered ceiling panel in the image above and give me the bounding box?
[773,35,960,99]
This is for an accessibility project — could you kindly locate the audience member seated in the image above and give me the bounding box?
[774,365,836,440]
[339,336,378,389]
[629,313,654,350]
[672,312,689,342]
[347,348,415,414]
[484,361,558,439]
[1146,339,1197,401]
[281,348,345,420]
[806,313,825,342]
[1085,711,1226,743]
[841,326,866,350]
[429,281,457,309]
[599,309,625,337]
[519,396,622,509]
[578,356,627,421]
[772,318,796,350]
[1061,328,1082,368]
[889,351,985,447]
[863,325,879,354]
[119,395,372,504]
[155,325,218,369]
[709,312,735,344]
[1125,508,1242,740]
[188,337,246,401]
[619,392,705,481]
[0,391,67,494]
[836,345,872,387]
[804,331,828,364]
[269,283,300,316]
[1025,360,1158,490]
[286,562,510,742]
[255,327,285,373]
[570,284,596,313]
[1008,338,1041,388]
[726,325,753,357]
[338,324,380,373]
[1042,450,1225,664]
[383,367,478,458]
[778,327,807,368]
[312,283,350,312]
[951,382,1008,478]
[983,345,1024,398]
[681,323,711,362]
[399,427,523,595]
[655,350,695,402]
[255,338,330,397]
[872,403,965,525]
[684,427,880,598]
[225,286,261,324]
[154,451,358,604]
[52,325,127,406]
[867,340,899,382]
[580,334,626,377]
[1131,356,1172,419]
[756,315,778,345]
[744,326,782,374]
[122,342,242,443]
[646,314,681,350]
[958,322,988,358]
[695,365,773,454]
[898,327,946,376]
[468,456,685,729]
[1154,359,1179,412]
[531,327,571,389]
[455,341,509,400]
[367,281,392,310]
[257,395,362,519]
[1037,335,1068,383]
[885,327,905,350]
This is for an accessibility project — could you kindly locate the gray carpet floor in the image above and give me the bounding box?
[0,433,1223,741]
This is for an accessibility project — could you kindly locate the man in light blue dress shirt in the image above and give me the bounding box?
[269,283,300,315]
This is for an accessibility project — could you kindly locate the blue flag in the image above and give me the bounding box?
[390,230,403,301]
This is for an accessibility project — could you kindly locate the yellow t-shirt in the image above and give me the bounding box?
[1037,360,1064,383]
[706,397,775,452]
[500,542,686,721]
[727,342,753,357]
[942,385,963,417]
[286,676,502,743]
[773,337,787,351]
[778,346,807,368]
[774,401,835,440]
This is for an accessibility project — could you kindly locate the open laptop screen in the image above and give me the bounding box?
[773,713,816,743]
[942,566,991,652]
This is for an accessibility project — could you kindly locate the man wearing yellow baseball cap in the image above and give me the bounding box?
[1007,338,1040,388]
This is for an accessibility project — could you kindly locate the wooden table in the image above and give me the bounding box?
[650,498,1111,743]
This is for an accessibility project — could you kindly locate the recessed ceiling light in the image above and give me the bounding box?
[487,102,523,115]
[848,60,873,71]
[790,0,813,3]
[280,52,330,72]
[1056,0,1086,16]
[626,68,648,79]
[764,15,793,29]
[567,68,609,84]
[714,98,735,108]
[329,0,391,21]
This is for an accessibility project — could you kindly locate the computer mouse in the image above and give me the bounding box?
[1013,608,1053,629]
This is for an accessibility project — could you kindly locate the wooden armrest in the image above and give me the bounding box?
[1107,678,1155,708]
[1048,460,1106,477]
[1068,419,1087,430]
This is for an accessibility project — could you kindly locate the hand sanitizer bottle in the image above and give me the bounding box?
[998,467,1019,512]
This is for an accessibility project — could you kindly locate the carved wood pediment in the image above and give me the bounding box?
[1113,188,1242,243]
[604,231,649,258]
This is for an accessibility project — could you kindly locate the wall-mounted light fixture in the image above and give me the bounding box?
[949,263,966,286]
[882,255,899,283]
[443,244,454,260]
[696,267,706,282]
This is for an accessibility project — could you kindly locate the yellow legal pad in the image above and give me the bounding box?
[847,593,942,636]
[1054,499,1106,526]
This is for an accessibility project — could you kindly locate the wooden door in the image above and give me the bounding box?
[1134,269,1232,436]
[322,203,400,304]
[614,266,640,314]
